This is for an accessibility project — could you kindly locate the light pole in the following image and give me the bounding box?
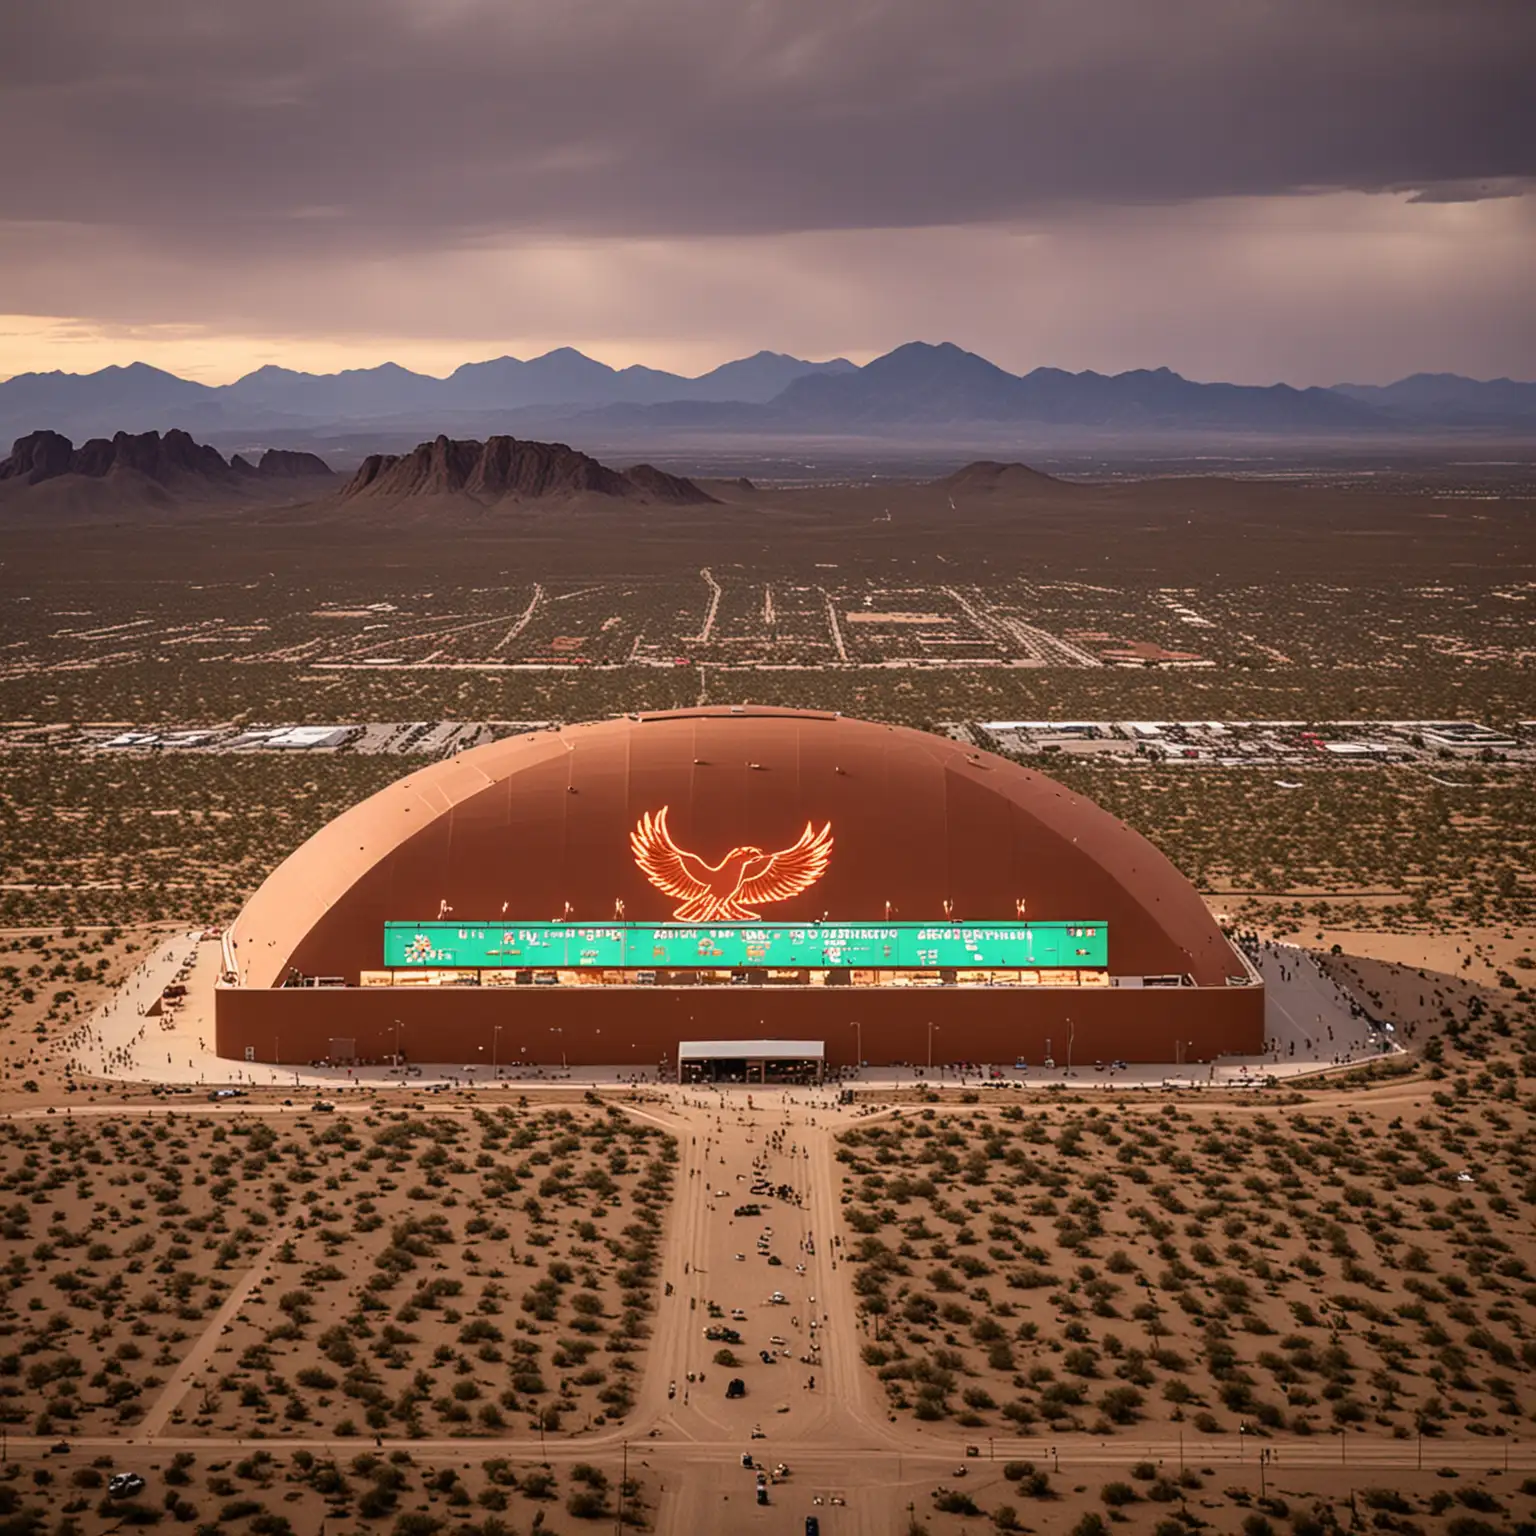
[551,1027,566,1069]
[618,1438,631,1533]
[1065,1017,1075,1077]
[851,1019,862,1071]
[393,1019,404,1080]
[492,1023,504,1079]
[927,1021,937,1072]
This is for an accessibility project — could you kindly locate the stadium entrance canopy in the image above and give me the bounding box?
[677,1039,824,1086]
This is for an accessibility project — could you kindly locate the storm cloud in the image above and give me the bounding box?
[0,0,1532,382]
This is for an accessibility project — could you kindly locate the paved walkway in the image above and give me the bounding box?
[72,938,1394,1093]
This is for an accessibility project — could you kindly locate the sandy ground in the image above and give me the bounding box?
[1,1078,1534,1535]
[1272,922,1535,987]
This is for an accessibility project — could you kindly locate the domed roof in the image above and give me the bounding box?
[228,707,1233,988]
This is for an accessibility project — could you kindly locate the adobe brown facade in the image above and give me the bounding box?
[217,707,1262,1066]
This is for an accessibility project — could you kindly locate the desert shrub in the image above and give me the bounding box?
[522,1471,556,1500]
[935,1491,979,1515]
[389,1516,444,1536]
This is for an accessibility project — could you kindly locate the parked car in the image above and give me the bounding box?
[726,1378,746,1399]
[108,1473,146,1499]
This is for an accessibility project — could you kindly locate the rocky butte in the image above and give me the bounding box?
[340,434,716,505]
[0,428,332,489]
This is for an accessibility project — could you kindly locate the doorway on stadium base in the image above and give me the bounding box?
[677,1038,825,1086]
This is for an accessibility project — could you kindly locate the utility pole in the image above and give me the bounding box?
[616,1438,628,1533]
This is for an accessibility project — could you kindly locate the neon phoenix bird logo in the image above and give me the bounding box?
[630,806,833,922]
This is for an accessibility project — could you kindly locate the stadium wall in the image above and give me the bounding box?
[215,980,1262,1069]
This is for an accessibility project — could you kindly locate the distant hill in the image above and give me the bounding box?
[340,435,716,505]
[3,346,1534,447]
[231,448,335,479]
[934,460,1069,496]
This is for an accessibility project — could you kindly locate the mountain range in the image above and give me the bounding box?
[3,343,1535,446]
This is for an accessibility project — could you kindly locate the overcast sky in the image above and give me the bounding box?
[2,0,1533,384]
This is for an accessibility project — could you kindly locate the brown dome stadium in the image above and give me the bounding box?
[230,707,1235,988]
